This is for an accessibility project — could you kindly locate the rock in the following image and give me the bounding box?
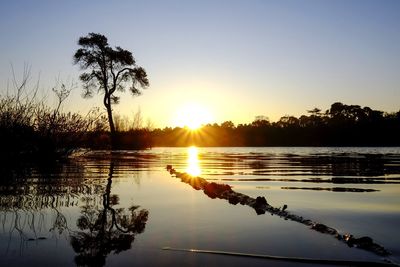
[255,196,268,206]
[311,223,329,233]
[239,196,250,205]
[228,195,240,205]
[355,236,373,247]
[253,196,268,215]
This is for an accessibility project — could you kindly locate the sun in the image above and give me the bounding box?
[174,103,214,130]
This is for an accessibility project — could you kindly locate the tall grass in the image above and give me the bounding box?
[0,69,107,160]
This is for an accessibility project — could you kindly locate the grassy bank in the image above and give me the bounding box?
[0,79,107,161]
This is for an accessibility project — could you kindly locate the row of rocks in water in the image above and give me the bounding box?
[166,165,390,257]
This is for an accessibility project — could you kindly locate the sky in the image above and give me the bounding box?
[1,0,399,128]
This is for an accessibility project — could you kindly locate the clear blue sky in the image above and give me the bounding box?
[1,0,399,127]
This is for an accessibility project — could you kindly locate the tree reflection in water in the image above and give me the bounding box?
[0,159,149,267]
[70,162,149,267]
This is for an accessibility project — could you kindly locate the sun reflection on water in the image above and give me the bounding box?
[186,146,201,176]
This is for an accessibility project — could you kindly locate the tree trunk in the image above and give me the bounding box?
[105,101,116,149]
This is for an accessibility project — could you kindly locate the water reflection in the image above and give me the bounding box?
[1,148,400,266]
[176,149,400,186]
[185,146,201,176]
[0,159,149,267]
[71,162,149,267]
[0,162,87,254]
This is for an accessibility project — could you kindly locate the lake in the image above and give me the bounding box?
[0,147,399,266]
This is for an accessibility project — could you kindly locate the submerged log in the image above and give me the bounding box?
[166,165,392,258]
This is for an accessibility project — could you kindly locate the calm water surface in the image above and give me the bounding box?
[1,147,399,266]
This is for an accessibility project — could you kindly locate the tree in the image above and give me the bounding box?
[252,115,270,127]
[307,107,321,116]
[74,33,149,148]
[220,121,235,129]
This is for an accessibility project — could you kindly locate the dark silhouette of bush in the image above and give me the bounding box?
[0,73,107,160]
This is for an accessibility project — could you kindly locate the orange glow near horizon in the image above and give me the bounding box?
[173,103,214,130]
[186,146,201,176]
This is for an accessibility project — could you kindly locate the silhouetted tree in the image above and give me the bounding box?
[251,116,270,127]
[276,115,299,128]
[74,33,149,148]
[220,121,235,129]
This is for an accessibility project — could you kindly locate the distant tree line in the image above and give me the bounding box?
[149,102,400,147]
[2,84,399,159]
